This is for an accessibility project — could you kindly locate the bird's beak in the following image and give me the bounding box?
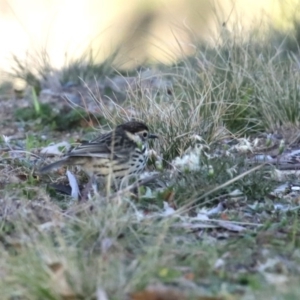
[149,134,158,139]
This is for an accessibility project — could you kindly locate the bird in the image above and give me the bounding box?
[39,121,158,186]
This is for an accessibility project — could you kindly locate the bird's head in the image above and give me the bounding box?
[118,121,158,145]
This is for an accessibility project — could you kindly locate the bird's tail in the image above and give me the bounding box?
[39,158,69,174]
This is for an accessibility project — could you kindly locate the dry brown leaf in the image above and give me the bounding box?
[220,213,229,220]
[48,261,63,273]
[131,285,225,300]
[47,261,80,300]
[183,272,195,281]
[131,289,186,300]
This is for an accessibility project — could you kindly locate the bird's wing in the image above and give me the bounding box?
[67,132,132,160]
[67,143,112,158]
[89,131,113,144]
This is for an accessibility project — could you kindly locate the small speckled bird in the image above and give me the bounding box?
[40,121,158,184]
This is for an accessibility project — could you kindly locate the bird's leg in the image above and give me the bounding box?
[80,175,97,201]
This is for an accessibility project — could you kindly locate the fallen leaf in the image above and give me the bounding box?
[184,272,195,281]
[131,285,186,300]
[47,261,79,300]
[216,221,246,232]
[162,202,175,216]
[220,213,229,220]
[41,141,71,155]
[96,287,109,300]
[67,170,80,200]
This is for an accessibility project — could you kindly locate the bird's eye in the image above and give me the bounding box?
[143,132,148,138]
